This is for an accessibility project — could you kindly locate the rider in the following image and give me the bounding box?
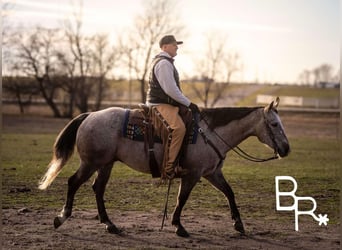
[146,35,200,180]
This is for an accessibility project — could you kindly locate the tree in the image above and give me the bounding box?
[4,0,119,117]
[193,34,241,107]
[3,75,39,114]
[298,64,337,86]
[313,64,334,85]
[123,0,185,102]
[62,0,119,113]
[63,0,93,113]
[211,52,240,107]
[13,27,64,117]
[89,33,121,110]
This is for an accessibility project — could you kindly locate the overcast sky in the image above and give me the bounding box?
[3,0,340,83]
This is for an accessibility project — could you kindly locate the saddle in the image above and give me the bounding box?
[122,104,198,178]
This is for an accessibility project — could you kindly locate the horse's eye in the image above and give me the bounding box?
[271,122,278,127]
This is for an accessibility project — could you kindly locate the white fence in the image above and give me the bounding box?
[256,95,339,108]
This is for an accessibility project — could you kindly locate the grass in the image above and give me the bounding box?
[106,81,339,107]
[270,85,339,98]
[235,84,339,106]
[2,131,339,226]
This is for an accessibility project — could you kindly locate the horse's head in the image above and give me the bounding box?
[257,97,290,158]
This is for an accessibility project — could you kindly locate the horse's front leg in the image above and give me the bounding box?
[172,175,200,237]
[204,170,245,234]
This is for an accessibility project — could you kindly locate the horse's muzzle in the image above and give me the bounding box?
[277,142,290,158]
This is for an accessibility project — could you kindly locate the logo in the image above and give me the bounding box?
[275,176,329,231]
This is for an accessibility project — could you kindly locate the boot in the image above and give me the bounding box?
[164,165,188,180]
[164,166,175,180]
[174,166,188,177]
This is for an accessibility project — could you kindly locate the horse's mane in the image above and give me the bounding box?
[201,107,261,130]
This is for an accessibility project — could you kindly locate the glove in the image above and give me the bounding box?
[189,102,200,114]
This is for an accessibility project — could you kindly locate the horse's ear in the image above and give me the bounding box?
[274,96,280,109]
[264,96,280,113]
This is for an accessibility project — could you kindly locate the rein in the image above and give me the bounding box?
[198,112,279,163]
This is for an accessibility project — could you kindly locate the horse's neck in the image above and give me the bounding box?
[213,108,262,150]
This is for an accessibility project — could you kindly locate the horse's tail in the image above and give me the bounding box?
[38,112,90,190]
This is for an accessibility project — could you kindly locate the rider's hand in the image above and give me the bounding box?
[189,102,200,114]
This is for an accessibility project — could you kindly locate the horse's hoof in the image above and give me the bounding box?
[54,217,63,229]
[234,221,245,235]
[175,225,190,238]
[106,224,122,234]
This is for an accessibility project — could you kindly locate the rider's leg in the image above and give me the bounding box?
[154,104,186,179]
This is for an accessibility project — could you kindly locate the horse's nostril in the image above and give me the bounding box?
[280,144,290,157]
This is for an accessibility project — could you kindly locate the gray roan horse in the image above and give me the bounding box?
[39,97,290,237]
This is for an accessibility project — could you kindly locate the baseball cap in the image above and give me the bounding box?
[159,35,183,48]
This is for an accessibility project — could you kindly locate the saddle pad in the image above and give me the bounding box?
[122,109,198,144]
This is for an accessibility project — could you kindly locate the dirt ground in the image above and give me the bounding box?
[2,208,340,250]
[2,111,340,249]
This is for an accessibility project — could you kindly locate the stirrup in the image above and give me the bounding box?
[165,171,175,180]
[163,167,188,180]
[175,166,188,177]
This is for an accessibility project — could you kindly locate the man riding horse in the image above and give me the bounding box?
[38,34,290,237]
[146,35,200,180]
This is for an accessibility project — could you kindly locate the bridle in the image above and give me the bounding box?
[197,111,279,163]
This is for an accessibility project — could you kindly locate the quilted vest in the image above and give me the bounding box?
[146,55,181,106]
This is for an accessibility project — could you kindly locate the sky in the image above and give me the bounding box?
[3,0,340,84]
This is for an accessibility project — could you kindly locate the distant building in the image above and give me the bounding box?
[316,81,340,89]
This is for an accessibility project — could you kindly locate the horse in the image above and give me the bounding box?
[38,97,290,237]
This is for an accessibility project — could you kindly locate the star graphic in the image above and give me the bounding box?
[317,214,329,226]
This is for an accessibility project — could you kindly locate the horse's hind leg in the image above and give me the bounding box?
[92,163,121,234]
[54,162,96,229]
[205,170,245,234]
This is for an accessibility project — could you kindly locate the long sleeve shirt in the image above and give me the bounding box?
[149,52,191,107]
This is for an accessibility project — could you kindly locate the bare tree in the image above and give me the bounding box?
[201,36,225,107]
[118,38,137,107]
[211,52,240,107]
[193,34,241,107]
[3,0,120,117]
[89,33,121,110]
[123,0,185,102]
[13,27,64,117]
[63,3,120,112]
[315,64,334,83]
[63,0,94,113]
[299,64,337,86]
[3,75,39,114]
[3,3,71,117]
[54,47,78,117]
[311,63,335,87]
